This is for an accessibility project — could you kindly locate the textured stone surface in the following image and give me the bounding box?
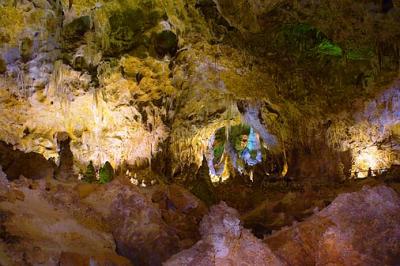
[83,179,206,266]
[109,187,180,266]
[213,0,284,33]
[0,141,56,180]
[0,173,210,265]
[266,185,400,266]
[0,177,131,265]
[165,201,284,266]
[0,0,399,180]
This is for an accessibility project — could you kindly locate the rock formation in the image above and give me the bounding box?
[0,174,208,265]
[0,0,399,265]
[166,185,400,266]
[165,201,284,266]
[0,0,398,179]
[266,185,400,265]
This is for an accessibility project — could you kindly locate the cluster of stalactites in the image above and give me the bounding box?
[206,124,264,184]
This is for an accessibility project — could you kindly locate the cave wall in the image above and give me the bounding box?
[0,141,55,180]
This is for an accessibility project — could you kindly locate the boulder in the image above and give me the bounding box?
[165,202,285,266]
[266,185,400,265]
[167,184,207,214]
[110,191,180,266]
[0,180,129,266]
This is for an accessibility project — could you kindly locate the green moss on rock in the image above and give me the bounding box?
[316,39,342,57]
[346,48,374,61]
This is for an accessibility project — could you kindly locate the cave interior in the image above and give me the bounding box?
[0,0,399,265]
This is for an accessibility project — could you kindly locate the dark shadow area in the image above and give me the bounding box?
[0,141,56,180]
[54,132,75,180]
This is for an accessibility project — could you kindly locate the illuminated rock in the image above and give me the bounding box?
[0,0,399,181]
[266,185,400,265]
[84,180,205,265]
[165,202,284,266]
[327,86,400,176]
[0,178,131,265]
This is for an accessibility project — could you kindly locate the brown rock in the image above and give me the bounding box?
[0,142,56,181]
[60,252,87,266]
[0,180,128,265]
[14,189,25,201]
[266,185,400,265]
[110,189,180,266]
[59,252,132,266]
[76,183,98,199]
[162,185,207,245]
[167,184,207,214]
[151,188,166,203]
[0,166,9,191]
[28,180,39,190]
[165,202,285,266]
[26,246,48,264]
[7,189,25,202]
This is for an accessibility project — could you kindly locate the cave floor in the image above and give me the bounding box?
[0,171,398,265]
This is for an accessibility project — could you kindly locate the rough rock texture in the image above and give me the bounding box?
[0,0,400,181]
[327,85,400,175]
[0,177,131,265]
[165,202,284,266]
[110,190,180,266]
[213,0,284,33]
[0,0,182,171]
[0,141,55,180]
[266,185,400,266]
[83,179,207,266]
[0,169,209,266]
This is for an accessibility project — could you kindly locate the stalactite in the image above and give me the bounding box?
[16,65,26,98]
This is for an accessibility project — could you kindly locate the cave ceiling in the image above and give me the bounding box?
[0,0,399,179]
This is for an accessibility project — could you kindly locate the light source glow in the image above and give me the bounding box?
[352,146,391,178]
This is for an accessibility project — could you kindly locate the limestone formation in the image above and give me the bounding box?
[0,1,399,264]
